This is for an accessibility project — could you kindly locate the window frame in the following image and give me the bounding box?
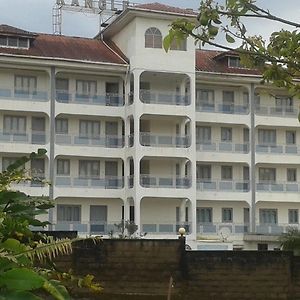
[144,27,162,49]
[56,159,70,176]
[222,208,233,223]
[288,209,299,224]
[197,207,213,224]
[57,204,81,222]
[221,165,233,180]
[259,209,277,225]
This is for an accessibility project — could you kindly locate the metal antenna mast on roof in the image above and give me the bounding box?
[52,0,132,37]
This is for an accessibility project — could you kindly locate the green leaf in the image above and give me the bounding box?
[226,33,235,43]
[43,279,70,300]
[2,291,43,300]
[1,238,28,253]
[163,35,172,52]
[1,268,45,291]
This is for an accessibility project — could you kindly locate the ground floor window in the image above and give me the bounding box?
[197,207,212,223]
[259,209,277,224]
[57,205,81,222]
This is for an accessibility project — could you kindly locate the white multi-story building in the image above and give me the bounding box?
[0,3,299,250]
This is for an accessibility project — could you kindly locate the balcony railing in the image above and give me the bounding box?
[196,102,249,115]
[140,175,191,188]
[140,89,190,106]
[256,224,300,235]
[196,142,249,153]
[256,181,299,193]
[0,131,47,144]
[55,134,124,148]
[55,176,124,189]
[255,105,299,117]
[197,222,249,235]
[142,222,191,234]
[197,179,250,192]
[56,90,124,106]
[0,88,48,101]
[140,133,191,148]
[256,144,300,155]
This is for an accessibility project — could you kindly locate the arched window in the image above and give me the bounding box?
[145,27,162,49]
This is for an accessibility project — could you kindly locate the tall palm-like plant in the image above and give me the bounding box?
[280,227,300,255]
[0,150,101,299]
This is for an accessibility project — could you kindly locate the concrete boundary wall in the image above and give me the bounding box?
[54,239,300,300]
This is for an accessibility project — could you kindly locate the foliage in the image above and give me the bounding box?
[164,0,300,98]
[113,220,138,238]
[280,227,300,254]
[0,151,102,299]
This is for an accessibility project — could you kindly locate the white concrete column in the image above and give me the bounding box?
[179,199,186,224]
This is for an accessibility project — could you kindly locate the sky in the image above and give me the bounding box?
[0,0,299,40]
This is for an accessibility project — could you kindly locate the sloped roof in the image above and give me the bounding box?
[134,2,197,16]
[196,49,261,76]
[0,24,36,37]
[0,33,127,65]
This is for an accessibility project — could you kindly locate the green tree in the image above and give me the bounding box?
[164,0,300,100]
[280,227,300,255]
[0,150,101,299]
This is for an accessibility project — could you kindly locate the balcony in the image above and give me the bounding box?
[197,180,250,192]
[196,103,249,115]
[256,224,300,235]
[140,133,190,148]
[140,175,191,189]
[55,134,124,148]
[56,90,124,106]
[140,89,190,106]
[256,144,300,155]
[197,142,249,153]
[256,181,299,193]
[0,131,47,144]
[0,88,48,102]
[142,222,191,235]
[255,105,299,118]
[197,222,249,235]
[55,176,124,189]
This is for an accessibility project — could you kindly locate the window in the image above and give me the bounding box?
[79,120,100,138]
[275,96,293,110]
[3,115,26,134]
[259,168,276,182]
[0,36,29,48]
[79,160,100,178]
[197,89,214,108]
[197,126,211,143]
[2,157,18,171]
[257,243,268,251]
[222,208,233,223]
[56,78,69,91]
[170,38,187,51]
[228,56,241,68]
[76,80,96,96]
[222,91,234,112]
[55,119,68,134]
[197,165,211,181]
[197,208,212,223]
[243,128,249,143]
[258,129,276,145]
[57,159,70,176]
[286,131,296,145]
[145,27,162,48]
[221,127,232,142]
[255,93,260,108]
[14,75,36,95]
[259,209,277,224]
[287,168,297,182]
[243,92,249,106]
[31,159,45,177]
[221,166,232,180]
[57,205,81,222]
[289,209,298,224]
[106,82,119,95]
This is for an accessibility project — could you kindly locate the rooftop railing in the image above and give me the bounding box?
[56,90,124,106]
[55,176,124,189]
[140,89,190,106]
[196,141,249,153]
[196,179,250,192]
[55,134,124,148]
[140,175,191,188]
[140,132,191,148]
